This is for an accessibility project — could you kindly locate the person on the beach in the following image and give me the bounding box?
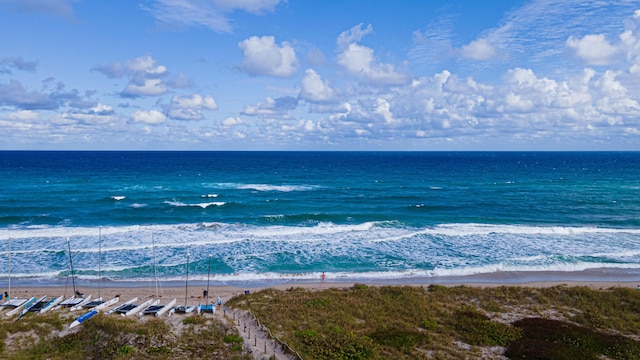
[321,272,326,281]
[216,296,222,307]
[4,291,8,301]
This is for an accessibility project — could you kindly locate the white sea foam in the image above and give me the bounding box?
[215,182,318,192]
[3,221,640,282]
[165,200,225,208]
[111,196,126,201]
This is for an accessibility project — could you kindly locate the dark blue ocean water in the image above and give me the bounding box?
[1,151,640,285]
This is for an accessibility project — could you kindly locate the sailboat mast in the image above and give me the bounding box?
[67,237,76,294]
[98,227,102,299]
[206,254,211,307]
[184,253,190,307]
[7,237,10,299]
[152,233,158,299]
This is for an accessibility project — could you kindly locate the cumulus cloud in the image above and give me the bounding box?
[167,94,218,120]
[94,55,171,97]
[131,109,167,124]
[337,43,407,85]
[0,80,57,110]
[242,96,297,118]
[222,116,243,126]
[566,34,620,66]
[460,38,497,61]
[7,110,38,121]
[300,69,334,102]
[62,103,117,125]
[145,0,282,33]
[237,36,298,77]
[336,24,407,85]
[0,57,38,74]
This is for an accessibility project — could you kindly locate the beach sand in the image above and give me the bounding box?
[4,278,639,308]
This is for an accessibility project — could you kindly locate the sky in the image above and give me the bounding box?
[1,0,640,151]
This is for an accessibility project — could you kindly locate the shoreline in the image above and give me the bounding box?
[3,269,640,307]
[2,267,640,289]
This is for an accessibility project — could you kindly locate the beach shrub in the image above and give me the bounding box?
[507,317,640,360]
[295,328,377,359]
[452,307,522,346]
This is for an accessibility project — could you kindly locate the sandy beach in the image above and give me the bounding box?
[4,276,639,309]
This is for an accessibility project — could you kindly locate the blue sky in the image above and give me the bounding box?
[1,0,640,150]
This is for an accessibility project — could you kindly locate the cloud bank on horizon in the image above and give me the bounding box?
[1,0,640,150]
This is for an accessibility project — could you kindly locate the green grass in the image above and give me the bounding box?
[0,312,252,360]
[5,285,640,359]
[227,284,640,359]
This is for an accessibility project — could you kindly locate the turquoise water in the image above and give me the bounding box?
[1,151,639,286]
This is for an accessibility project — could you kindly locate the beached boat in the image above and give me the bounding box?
[198,254,215,315]
[140,234,177,317]
[27,296,52,313]
[69,309,98,329]
[142,298,176,317]
[106,297,138,315]
[15,295,47,321]
[70,295,97,311]
[86,296,119,311]
[5,296,36,318]
[121,299,157,317]
[0,297,28,313]
[39,295,64,314]
[82,296,119,310]
[173,253,195,314]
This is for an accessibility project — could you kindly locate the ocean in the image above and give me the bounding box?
[1,151,640,287]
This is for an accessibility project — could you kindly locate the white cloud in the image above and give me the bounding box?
[237,36,298,77]
[300,69,334,102]
[222,117,243,126]
[566,34,619,66]
[337,23,373,49]
[337,43,407,85]
[126,56,167,75]
[95,55,170,97]
[145,0,282,33]
[460,38,497,60]
[241,96,297,118]
[167,94,218,120]
[7,109,38,121]
[123,79,168,97]
[131,109,167,124]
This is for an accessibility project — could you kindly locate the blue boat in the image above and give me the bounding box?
[69,310,98,328]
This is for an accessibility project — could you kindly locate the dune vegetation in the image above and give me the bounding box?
[0,310,251,360]
[228,284,640,359]
[3,284,640,359]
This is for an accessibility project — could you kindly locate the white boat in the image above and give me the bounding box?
[106,297,138,315]
[155,299,176,317]
[70,295,96,312]
[198,254,215,315]
[5,297,36,318]
[40,295,64,314]
[93,297,119,311]
[122,299,156,317]
[15,295,47,321]
[173,252,195,315]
